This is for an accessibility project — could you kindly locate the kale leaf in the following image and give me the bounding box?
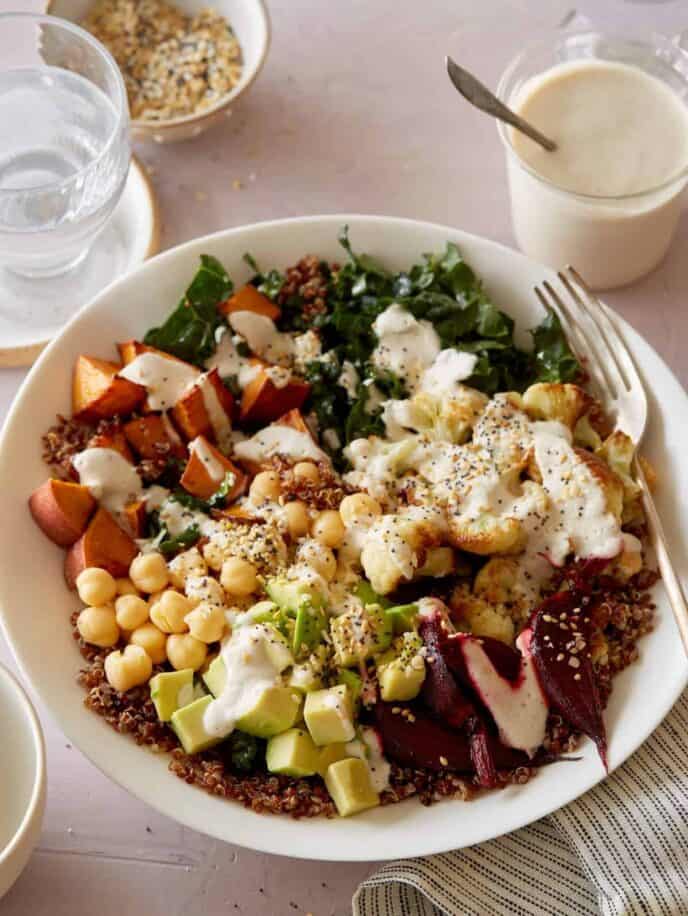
[227,731,261,773]
[170,471,237,513]
[144,255,232,365]
[242,253,285,301]
[154,524,201,557]
[531,308,581,383]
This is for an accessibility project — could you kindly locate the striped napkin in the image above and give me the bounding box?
[353,689,688,916]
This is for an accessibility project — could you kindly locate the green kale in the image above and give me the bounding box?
[531,309,581,383]
[303,357,348,458]
[227,730,261,773]
[170,471,237,513]
[144,255,232,365]
[154,524,201,557]
[242,253,285,301]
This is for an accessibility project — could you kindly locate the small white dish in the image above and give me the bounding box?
[0,664,46,899]
[46,0,271,144]
[0,156,160,369]
[0,215,686,862]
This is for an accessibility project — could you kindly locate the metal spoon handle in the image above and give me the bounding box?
[446,55,557,153]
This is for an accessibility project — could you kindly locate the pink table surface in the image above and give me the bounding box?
[1,1,687,914]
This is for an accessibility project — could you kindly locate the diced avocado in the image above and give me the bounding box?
[266,727,320,776]
[150,669,194,722]
[316,742,349,777]
[171,695,223,754]
[292,602,327,655]
[304,684,355,746]
[330,604,393,666]
[267,577,324,613]
[354,580,391,609]
[324,757,380,817]
[235,600,278,627]
[377,632,426,702]
[236,685,302,739]
[289,646,327,693]
[202,655,227,698]
[337,668,363,710]
[384,603,418,635]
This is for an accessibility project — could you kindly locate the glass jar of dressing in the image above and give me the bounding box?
[497,31,688,289]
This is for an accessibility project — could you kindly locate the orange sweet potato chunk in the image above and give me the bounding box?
[29,478,96,547]
[88,428,134,462]
[179,435,246,501]
[64,507,138,589]
[124,500,147,538]
[240,368,310,425]
[123,415,186,460]
[73,356,145,422]
[172,369,234,442]
[219,284,281,321]
[275,408,311,434]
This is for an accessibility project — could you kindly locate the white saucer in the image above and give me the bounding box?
[0,156,160,368]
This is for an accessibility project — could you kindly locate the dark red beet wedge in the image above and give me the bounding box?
[419,612,475,728]
[374,702,473,771]
[529,590,608,769]
[467,719,499,788]
[443,632,521,684]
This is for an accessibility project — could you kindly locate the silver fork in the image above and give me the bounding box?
[535,266,688,656]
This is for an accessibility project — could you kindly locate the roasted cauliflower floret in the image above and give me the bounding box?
[450,583,515,645]
[523,382,592,430]
[573,412,603,450]
[597,430,643,523]
[343,436,418,507]
[609,532,643,583]
[383,387,489,444]
[360,506,445,595]
[448,511,525,556]
[472,392,532,473]
[574,448,625,522]
[473,557,520,604]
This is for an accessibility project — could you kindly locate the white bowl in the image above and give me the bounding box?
[0,215,686,861]
[0,664,46,898]
[46,0,271,143]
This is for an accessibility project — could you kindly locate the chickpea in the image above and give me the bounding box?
[312,510,346,549]
[220,557,258,597]
[115,577,140,597]
[115,594,150,631]
[293,461,320,485]
[104,644,153,692]
[168,547,207,589]
[249,470,281,505]
[339,493,382,528]
[167,634,207,672]
[129,622,167,665]
[77,605,120,648]
[149,589,192,634]
[201,540,226,572]
[185,575,225,608]
[297,539,337,581]
[185,601,226,643]
[129,552,169,594]
[284,500,310,539]
[75,567,117,606]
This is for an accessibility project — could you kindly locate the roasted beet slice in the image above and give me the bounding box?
[529,590,608,768]
[443,633,521,683]
[374,703,528,774]
[419,612,475,728]
[467,719,498,788]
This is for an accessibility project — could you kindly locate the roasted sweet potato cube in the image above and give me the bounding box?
[116,339,188,367]
[64,507,138,589]
[29,478,96,547]
[180,435,246,501]
[212,505,263,524]
[172,369,234,443]
[88,428,134,462]
[124,500,147,538]
[123,415,186,460]
[240,368,310,425]
[73,355,145,422]
[275,408,311,434]
[219,284,281,321]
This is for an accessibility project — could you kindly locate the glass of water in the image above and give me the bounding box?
[0,13,130,279]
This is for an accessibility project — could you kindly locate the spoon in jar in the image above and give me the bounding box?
[446,55,557,152]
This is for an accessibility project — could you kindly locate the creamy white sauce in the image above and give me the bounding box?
[512,60,688,198]
[419,349,478,393]
[459,629,548,757]
[196,373,233,451]
[73,448,142,520]
[345,727,391,793]
[507,59,688,288]
[229,311,293,365]
[205,328,261,389]
[234,425,327,465]
[189,436,228,485]
[264,365,292,389]
[371,303,440,386]
[118,352,199,411]
[292,330,322,372]
[157,497,219,539]
[338,360,360,399]
[143,485,170,511]
[203,624,294,738]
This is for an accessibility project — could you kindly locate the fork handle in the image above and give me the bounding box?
[635,459,688,656]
